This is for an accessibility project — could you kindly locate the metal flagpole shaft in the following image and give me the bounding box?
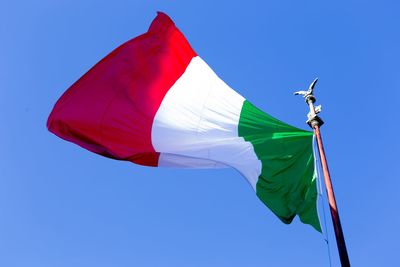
[314,125,350,267]
[294,79,350,267]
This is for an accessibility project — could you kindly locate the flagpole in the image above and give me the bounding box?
[294,79,350,267]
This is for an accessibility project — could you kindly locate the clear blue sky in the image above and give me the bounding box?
[1,1,399,266]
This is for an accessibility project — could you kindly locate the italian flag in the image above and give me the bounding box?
[47,12,320,231]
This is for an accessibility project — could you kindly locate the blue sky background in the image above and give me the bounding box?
[1,1,399,266]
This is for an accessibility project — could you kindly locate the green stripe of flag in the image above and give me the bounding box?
[238,100,321,231]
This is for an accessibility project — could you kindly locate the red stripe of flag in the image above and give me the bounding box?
[47,12,196,166]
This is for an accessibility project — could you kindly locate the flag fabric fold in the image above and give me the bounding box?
[47,12,321,231]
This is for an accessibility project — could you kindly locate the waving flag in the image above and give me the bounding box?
[47,12,320,231]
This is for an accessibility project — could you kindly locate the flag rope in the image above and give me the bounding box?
[313,135,333,267]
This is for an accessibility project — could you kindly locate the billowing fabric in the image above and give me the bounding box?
[47,12,321,231]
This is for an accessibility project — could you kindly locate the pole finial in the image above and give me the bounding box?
[294,78,324,128]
